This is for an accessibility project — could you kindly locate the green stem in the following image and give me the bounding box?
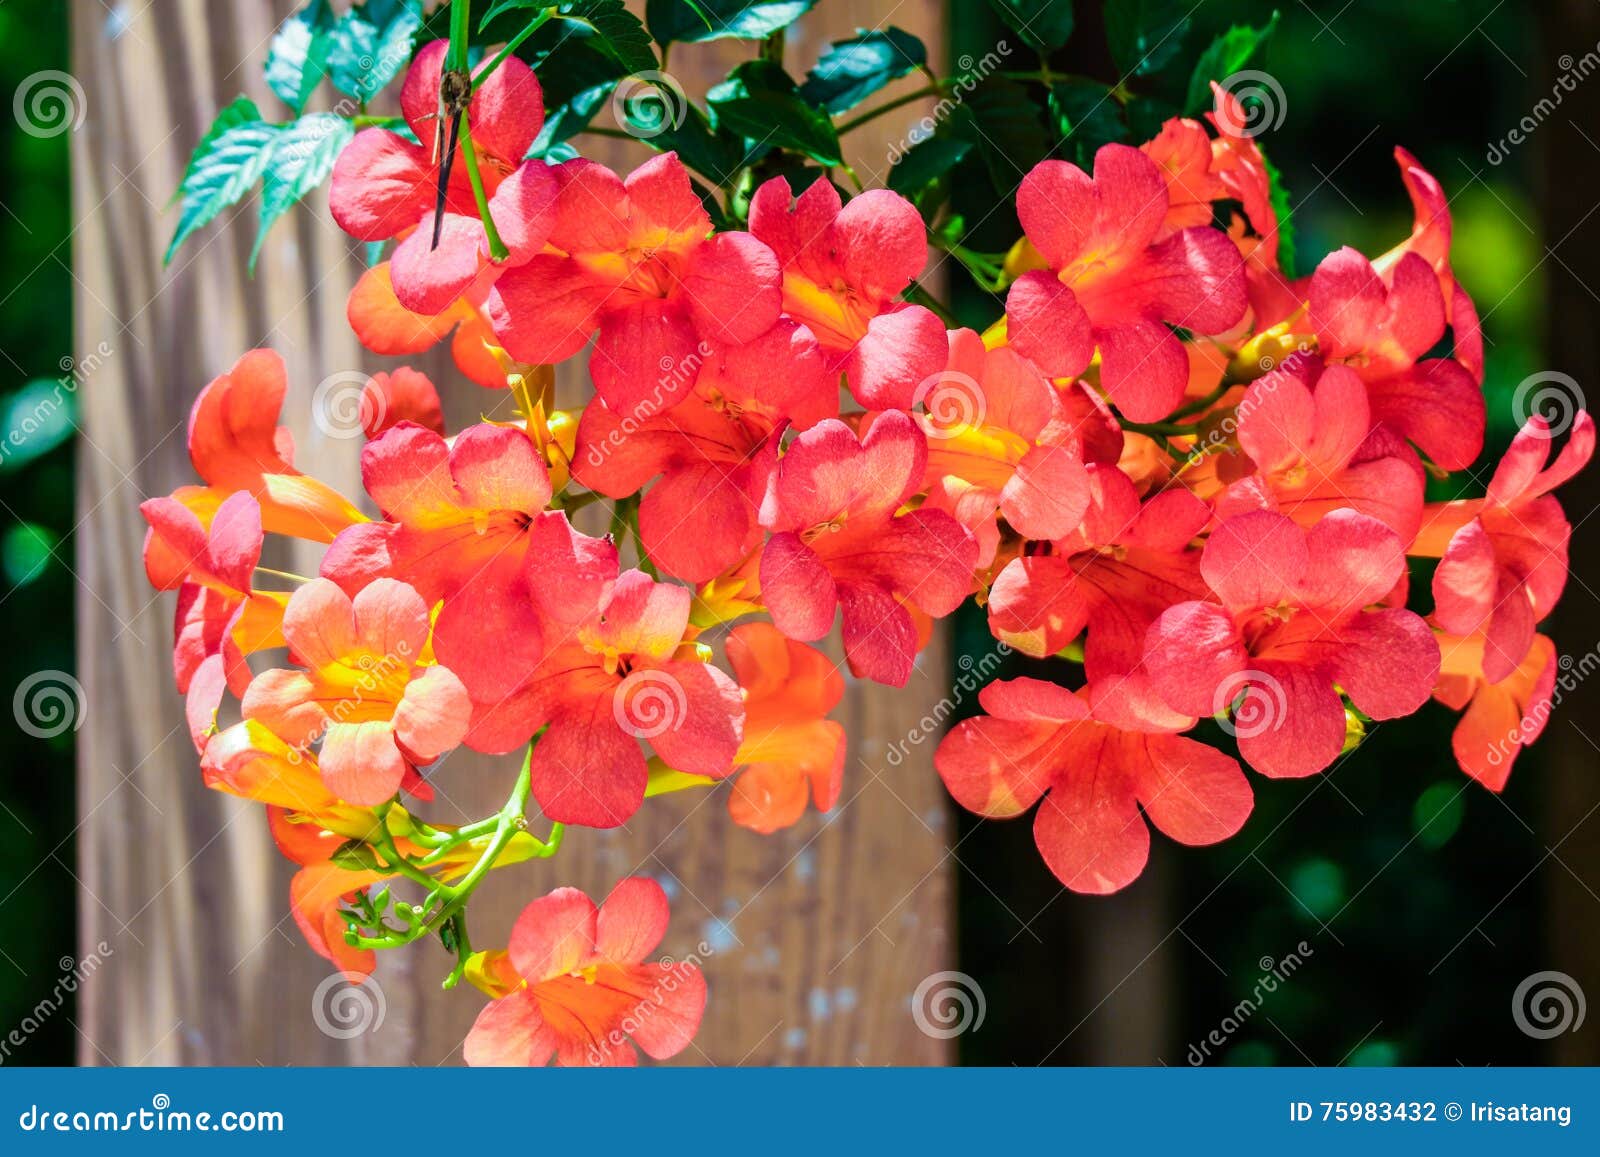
[1166,378,1236,421]
[448,0,471,71]
[1120,418,1201,438]
[351,748,561,956]
[459,111,510,263]
[473,8,555,90]
[837,82,945,134]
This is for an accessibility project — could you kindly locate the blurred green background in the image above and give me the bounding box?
[0,1,76,1066]
[0,0,1585,1064]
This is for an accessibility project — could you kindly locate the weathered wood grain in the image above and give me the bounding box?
[73,0,954,1066]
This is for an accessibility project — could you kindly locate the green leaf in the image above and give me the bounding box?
[887,135,973,197]
[264,0,336,113]
[252,114,356,269]
[325,0,424,103]
[330,840,383,871]
[1184,11,1278,115]
[165,97,281,264]
[1258,145,1296,279]
[646,0,816,46]
[1048,77,1128,166]
[556,0,657,74]
[645,104,746,186]
[949,77,1049,197]
[799,27,926,115]
[984,0,1074,55]
[490,0,656,73]
[1104,0,1190,77]
[707,59,841,166]
[529,37,631,153]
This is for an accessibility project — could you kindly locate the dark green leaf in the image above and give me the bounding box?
[887,134,973,197]
[984,0,1074,55]
[528,37,629,153]
[325,0,424,103]
[556,0,657,74]
[1124,92,1179,142]
[264,0,336,113]
[252,113,356,269]
[1048,77,1128,166]
[643,104,746,185]
[1105,0,1190,77]
[707,59,840,166]
[1185,11,1279,115]
[1258,145,1296,279]
[949,77,1049,197]
[646,0,816,46]
[165,97,281,264]
[799,27,926,115]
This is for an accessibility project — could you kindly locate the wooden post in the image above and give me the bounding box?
[73,0,953,1065]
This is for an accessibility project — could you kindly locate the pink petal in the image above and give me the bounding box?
[845,304,948,410]
[590,301,701,416]
[595,877,670,963]
[530,699,650,827]
[644,660,744,777]
[510,886,598,981]
[320,720,407,805]
[328,128,433,240]
[449,424,552,513]
[1235,661,1346,778]
[682,230,782,346]
[1095,318,1189,422]
[760,534,838,641]
[393,665,471,760]
[1333,607,1440,720]
[837,581,919,686]
[1005,271,1093,379]
[464,990,558,1067]
[1201,510,1308,612]
[390,212,486,316]
[1144,600,1251,718]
